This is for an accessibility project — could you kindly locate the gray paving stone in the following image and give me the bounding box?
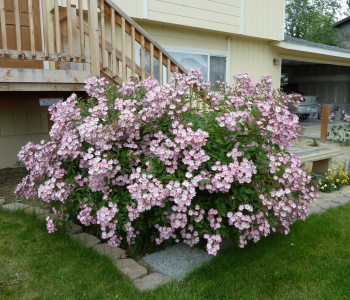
[134,273,172,291]
[316,201,341,210]
[0,198,5,206]
[37,213,58,221]
[2,203,30,211]
[308,206,324,214]
[344,193,350,198]
[143,243,213,282]
[115,259,147,280]
[65,223,83,236]
[331,196,350,205]
[92,243,125,261]
[71,233,101,248]
[25,207,50,216]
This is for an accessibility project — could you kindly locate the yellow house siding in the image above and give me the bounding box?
[137,21,227,51]
[146,0,241,34]
[230,36,281,88]
[138,22,282,88]
[243,0,284,41]
[0,105,49,169]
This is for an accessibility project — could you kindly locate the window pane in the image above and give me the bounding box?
[169,52,209,80]
[210,56,226,88]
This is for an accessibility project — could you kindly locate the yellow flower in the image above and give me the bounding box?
[333,168,337,171]
[321,187,324,189]
[336,179,340,183]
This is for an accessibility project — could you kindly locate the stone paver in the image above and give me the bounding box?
[133,273,172,291]
[0,198,5,206]
[2,203,30,211]
[344,193,350,198]
[331,196,350,205]
[92,243,125,261]
[115,259,147,280]
[26,207,50,216]
[65,223,83,235]
[37,213,58,221]
[316,201,341,210]
[309,206,324,214]
[71,233,101,248]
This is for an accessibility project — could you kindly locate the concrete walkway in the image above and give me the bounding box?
[309,192,350,214]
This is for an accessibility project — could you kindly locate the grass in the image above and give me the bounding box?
[1,205,350,300]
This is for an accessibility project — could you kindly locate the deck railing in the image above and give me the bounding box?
[0,0,188,85]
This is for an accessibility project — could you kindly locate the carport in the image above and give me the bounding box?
[271,36,350,138]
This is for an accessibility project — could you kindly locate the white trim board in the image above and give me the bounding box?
[272,41,350,60]
[281,55,350,67]
[162,45,228,57]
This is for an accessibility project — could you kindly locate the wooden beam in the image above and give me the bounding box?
[0,83,86,91]
[111,10,117,77]
[0,49,91,62]
[66,0,74,60]
[131,26,136,75]
[100,0,106,70]
[88,0,100,77]
[150,43,154,78]
[141,35,145,80]
[158,52,163,85]
[0,68,91,83]
[28,0,36,57]
[0,0,7,56]
[78,0,85,61]
[54,0,61,56]
[320,104,329,142]
[14,0,22,57]
[121,17,126,81]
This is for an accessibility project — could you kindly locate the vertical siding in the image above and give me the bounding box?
[243,0,284,41]
[230,36,281,87]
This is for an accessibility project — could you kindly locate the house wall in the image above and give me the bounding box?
[334,22,350,50]
[0,92,86,169]
[137,21,282,88]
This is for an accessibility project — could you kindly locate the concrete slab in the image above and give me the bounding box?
[25,207,50,216]
[115,259,148,280]
[92,243,125,261]
[308,206,324,214]
[134,273,172,291]
[143,243,213,282]
[344,193,350,198]
[71,233,101,248]
[2,203,30,211]
[331,196,350,205]
[65,223,83,235]
[316,201,341,210]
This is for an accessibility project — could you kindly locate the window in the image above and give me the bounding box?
[168,49,227,89]
[135,45,228,87]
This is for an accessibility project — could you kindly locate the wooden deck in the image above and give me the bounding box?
[0,0,188,91]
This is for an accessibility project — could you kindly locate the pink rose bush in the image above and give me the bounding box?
[15,70,317,255]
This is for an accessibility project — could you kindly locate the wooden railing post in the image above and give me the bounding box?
[320,104,329,142]
[88,0,100,77]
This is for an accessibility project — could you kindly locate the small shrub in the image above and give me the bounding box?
[14,71,317,255]
[328,111,350,144]
[309,138,319,147]
[317,163,350,192]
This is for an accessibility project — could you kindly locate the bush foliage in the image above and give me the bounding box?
[15,70,317,255]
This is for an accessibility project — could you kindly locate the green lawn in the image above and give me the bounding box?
[1,205,350,300]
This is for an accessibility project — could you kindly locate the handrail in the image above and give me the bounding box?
[0,0,188,86]
[104,0,188,75]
